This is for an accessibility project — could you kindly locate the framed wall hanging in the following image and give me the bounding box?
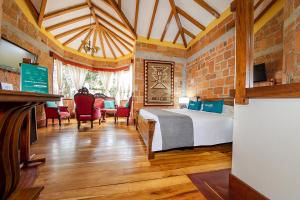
[144,60,174,106]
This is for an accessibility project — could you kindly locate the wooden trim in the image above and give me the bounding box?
[234,0,254,104]
[134,0,140,32]
[100,24,134,48]
[147,0,159,39]
[44,3,89,21]
[50,52,129,72]
[45,14,92,31]
[193,0,220,18]
[254,0,264,9]
[107,0,137,39]
[38,0,47,27]
[176,6,206,31]
[229,174,268,200]
[92,28,98,56]
[136,112,156,160]
[230,84,300,99]
[169,0,187,47]
[160,11,173,41]
[0,91,62,102]
[55,24,94,39]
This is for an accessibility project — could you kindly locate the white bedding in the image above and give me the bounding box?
[139,107,233,152]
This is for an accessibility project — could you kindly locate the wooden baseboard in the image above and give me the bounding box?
[229,173,269,200]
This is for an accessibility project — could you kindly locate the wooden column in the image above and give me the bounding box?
[235,0,254,104]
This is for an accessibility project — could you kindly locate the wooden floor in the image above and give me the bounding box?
[31,119,232,200]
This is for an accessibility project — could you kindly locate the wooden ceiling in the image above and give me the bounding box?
[25,0,276,60]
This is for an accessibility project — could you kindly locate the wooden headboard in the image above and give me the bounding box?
[200,97,234,106]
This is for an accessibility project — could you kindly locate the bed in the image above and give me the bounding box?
[136,98,234,159]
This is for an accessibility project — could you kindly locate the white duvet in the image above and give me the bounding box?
[139,107,233,152]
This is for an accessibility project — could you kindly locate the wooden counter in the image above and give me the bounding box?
[0,90,62,200]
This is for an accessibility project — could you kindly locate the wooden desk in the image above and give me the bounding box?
[0,90,62,200]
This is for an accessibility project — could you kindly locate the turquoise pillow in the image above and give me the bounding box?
[202,100,224,114]
[188,101,201,111]
[46,101,57,108]
[104,100,115,109]
[125,101,129,108]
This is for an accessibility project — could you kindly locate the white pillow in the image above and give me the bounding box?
[223,105,234,115]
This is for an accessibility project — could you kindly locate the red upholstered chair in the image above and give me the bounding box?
[114,95,133,126]
[94,93,117,121]
[44,102,70,127]
[74,88,101,129]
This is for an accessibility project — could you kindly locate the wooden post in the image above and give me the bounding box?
[235,0,254,104]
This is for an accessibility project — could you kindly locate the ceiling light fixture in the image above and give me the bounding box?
[82,16,99,55]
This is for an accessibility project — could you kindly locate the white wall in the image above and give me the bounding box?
[232,99,300,200]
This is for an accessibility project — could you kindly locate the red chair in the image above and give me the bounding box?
[114,95,133,126]
[74,88,101,129]
[44,102,70,127]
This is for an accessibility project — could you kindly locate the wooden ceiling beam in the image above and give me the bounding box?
[160,11,173,42]
[173,30,180,44]
[176,6,205,31]
[254,0,264,9]
[92,28,98,56]
[100,23,134,48]
[169,0,187,47]
[194,0,220,18]
[38,0,47,27]
[92,3,127,30]
[63,27,91,46]
[107,0,137,39]
[183,28,196,39]
[254,0,277,23]
[78,28,94,52]
[55,24,94,39]
[98,29,106,58]
[46,14,92,31]
[106,32,125,56]
[147,0,159,39]
[134,0,140,32]
[109,32,132,53]
[25,0,38,20]
[118,0,122,9]
[103,31,117,59]
[96,14,134,41]
[44,3,89,21]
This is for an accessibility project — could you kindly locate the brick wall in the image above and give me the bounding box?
[283,0,300,83]
[133,42,185,115]
[254,9,283,84]
[186,15,235,99]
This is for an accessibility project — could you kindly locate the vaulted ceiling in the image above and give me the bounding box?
[25,0,276,60]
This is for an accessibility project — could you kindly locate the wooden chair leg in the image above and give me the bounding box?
[91,120,93,128]
[77,121,80,130]
[99,119,101,125]
[68,117,70,122]
[46,118,48,127]
[114,116,116,124]
[59,117,61,127]
[127,117,129,126]
[52,118,54,124]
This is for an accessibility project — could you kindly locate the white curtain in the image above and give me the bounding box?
[53,59,64,94]
[98,71,114,96]
[115,65,132,104]
[67,64,88,91]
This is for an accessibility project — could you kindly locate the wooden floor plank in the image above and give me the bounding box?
[31,119,232,199]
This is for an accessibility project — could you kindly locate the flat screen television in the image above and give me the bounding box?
[0,38,37,73]
[253,63,267,83]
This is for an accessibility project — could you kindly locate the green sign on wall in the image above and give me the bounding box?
[21,63,49,94]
